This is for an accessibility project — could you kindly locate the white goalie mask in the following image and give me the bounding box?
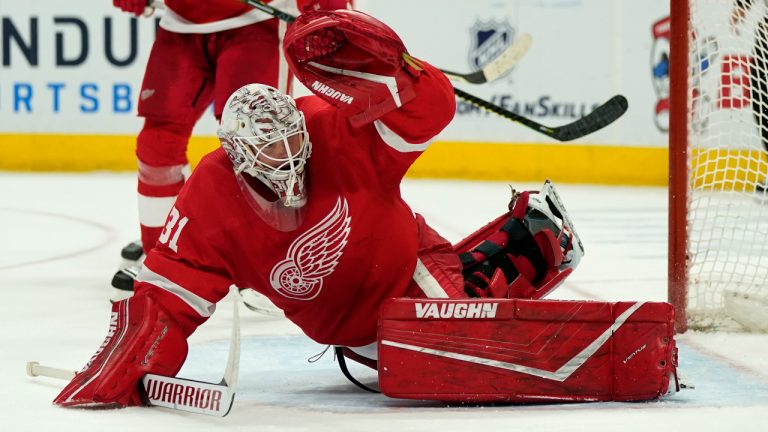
[218,84,311,208]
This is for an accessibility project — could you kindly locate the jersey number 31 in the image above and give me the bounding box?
[159,206,188,253]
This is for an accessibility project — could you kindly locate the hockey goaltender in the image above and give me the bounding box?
[47,8,679,414]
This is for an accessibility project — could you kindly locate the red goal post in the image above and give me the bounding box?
[669,0,689,333]
[669,0,768,334]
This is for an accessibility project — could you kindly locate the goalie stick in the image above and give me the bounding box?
[454,88,629,142]
[241,0,530,85]
[27,286,242,417]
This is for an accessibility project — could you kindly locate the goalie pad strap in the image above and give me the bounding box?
[455,182,584,300]
[502,218,548,280]
[491,252,522,284]
[460,216,549,297]
[334,347,380,394]
[459,240,504,266]
[460,218,547,274]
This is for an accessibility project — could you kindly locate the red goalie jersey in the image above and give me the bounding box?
[134,61,458,348]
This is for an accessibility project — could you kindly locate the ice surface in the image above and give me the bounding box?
[1,173,767,431]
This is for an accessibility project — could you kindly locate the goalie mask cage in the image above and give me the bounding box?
[669,0,768,333]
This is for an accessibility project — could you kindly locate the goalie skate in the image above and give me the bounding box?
[110,240,144,303]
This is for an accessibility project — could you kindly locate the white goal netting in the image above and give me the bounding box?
[685,0,768,331]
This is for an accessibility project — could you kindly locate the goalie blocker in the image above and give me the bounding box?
[377,298,678,403]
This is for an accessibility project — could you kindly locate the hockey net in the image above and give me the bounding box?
[670,0,768,333]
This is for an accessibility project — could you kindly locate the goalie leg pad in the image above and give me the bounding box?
[377,298,677,403]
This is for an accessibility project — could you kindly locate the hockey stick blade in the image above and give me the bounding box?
[547,95,629,141]
[441,33,532,84]
[26,362,234,417]
[454,88,628,141]
[142,374,234,416]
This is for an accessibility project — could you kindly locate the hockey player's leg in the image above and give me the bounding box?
[136,156,188,253]
[211,20,283,114]
[135,27,213,256]
[111,29,214,300]
[110,121,192,302]
[54,290,188,408]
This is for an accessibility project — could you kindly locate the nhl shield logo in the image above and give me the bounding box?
[469,20,516,79]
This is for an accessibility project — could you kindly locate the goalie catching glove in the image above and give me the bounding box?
[283,9,421,127]
[53,291,188,408]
